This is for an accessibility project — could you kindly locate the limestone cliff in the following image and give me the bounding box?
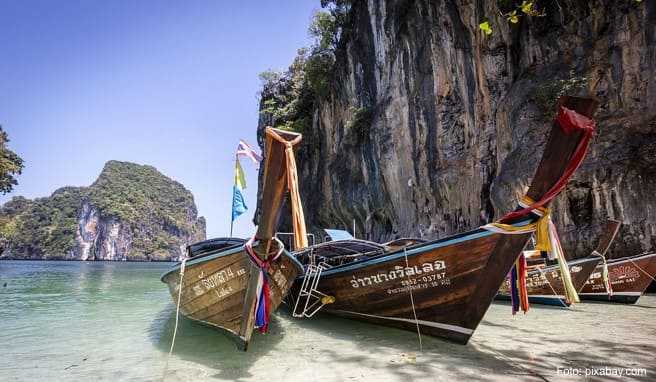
[257,1,655,259]
[0,161,206,261]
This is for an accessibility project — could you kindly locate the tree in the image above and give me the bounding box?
[0,126,24,194]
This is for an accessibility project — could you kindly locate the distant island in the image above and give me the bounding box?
[0,160,206,261]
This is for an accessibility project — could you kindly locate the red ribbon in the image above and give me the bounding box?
[500,106,595,223]
[244,236,283,333]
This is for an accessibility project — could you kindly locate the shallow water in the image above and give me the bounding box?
[1,260,653,381]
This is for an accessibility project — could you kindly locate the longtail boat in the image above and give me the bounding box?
[161,127,307,350]
[291,96,599,344]
[496,257,600,307]
[496,219,622,306]
[579,253,656,304]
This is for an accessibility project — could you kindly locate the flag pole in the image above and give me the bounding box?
[230,153,238,237]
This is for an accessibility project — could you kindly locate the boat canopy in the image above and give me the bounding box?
[324,229,354,241]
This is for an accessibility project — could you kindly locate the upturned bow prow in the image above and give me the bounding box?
[254,127,307,259]
[485,95,600,315]
[523,96,599,204]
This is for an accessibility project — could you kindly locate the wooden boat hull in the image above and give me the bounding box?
[579,253,656,304]
[292,225,534,344]
[161,245,303,349]
[496,257,600,307]
[291,96,599,344]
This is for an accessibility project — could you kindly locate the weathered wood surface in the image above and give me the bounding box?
[291,97,599,344]
[161,127,305,349]
[580,253,656,304]
[298,232,528,344]
[256,128,302,246]
[162,249,300,341]
[496,257,600,306]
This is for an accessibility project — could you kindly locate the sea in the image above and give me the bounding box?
[1,260,654,381]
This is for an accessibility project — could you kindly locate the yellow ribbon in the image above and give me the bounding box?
[483,195,580,305]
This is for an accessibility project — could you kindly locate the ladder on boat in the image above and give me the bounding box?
[292,262,335,318]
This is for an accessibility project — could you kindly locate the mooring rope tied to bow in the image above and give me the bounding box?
[591,250,613,295]
[162,257,187,381]
[403,247,423,352]
[245,235,285,333]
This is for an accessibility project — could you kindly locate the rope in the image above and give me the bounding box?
[244,236,285,333]
[162,257,187,381]
[403,247,423,352]
[591,250,613,295]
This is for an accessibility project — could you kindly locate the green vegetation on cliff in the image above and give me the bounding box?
[0,126,24,194]
[0,161,205,260]
[259,3,350,132]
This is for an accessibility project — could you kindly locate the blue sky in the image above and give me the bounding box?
[0,0,318,238]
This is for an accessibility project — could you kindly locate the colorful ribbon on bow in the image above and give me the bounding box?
[497,106,595,225]
[244,236,284,333]
[482,106,596,313]
[509,253,529,315]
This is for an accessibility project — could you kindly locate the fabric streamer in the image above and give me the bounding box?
[244,236,284,333]
[482,106,595,312]
[509,253,529,314]
[548,220,579,304]
[517,254,529,313]
[265,129,308,250]
[498,106,595,225]
[509,265,519,314]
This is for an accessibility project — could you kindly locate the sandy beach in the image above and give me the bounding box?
[156,295,656,381]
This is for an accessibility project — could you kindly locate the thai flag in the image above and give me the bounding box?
[236,140,262,164]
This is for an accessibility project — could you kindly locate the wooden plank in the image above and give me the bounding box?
[238,263,261,351]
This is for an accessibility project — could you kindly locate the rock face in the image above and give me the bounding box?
[0,161,206,261]
[258,1,655,259]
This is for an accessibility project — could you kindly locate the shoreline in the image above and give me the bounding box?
[0,258,178,263]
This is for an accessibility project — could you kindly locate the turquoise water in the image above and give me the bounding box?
[1,260,654,381]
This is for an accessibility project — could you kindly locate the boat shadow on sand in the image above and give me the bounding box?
[150,306,545,381]
[477,320,656,381]
[149,307,285,381]
[150,302,655,381]
[278,301,656,382]
[266,307,568,381]
[478,302,656,380]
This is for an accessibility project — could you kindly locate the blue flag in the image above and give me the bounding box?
[231,185,247,221]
